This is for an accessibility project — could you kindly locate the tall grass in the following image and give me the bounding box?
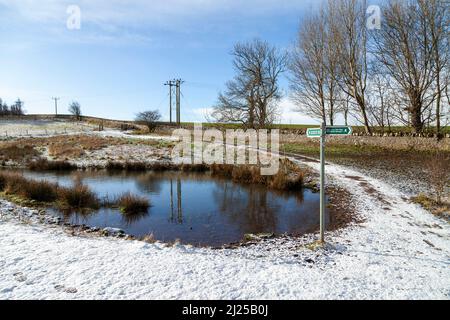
[210,159,304,191]
[58,178,100,209]
[28,158,77,171]
[117,193,150,215]
[0,172,58,202]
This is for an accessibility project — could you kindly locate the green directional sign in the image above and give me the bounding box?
[325,126,352,135]
[306,128,322,138]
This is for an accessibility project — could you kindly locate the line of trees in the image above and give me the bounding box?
[0,98,25,116]
[212,0,449,136]
[291,0,449,135]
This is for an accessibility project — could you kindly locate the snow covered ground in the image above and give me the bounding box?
[1,155,449,299]
[0,119,177,142]
[0,120,97,138]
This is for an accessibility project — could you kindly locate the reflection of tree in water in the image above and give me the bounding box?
[211,180,303,234]
[134,173,164,194]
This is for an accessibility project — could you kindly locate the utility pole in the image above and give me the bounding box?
[52,97,60,117]
[175,79,184,125]
[164,80,177,124]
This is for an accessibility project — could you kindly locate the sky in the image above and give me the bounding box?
[0,0,329,123]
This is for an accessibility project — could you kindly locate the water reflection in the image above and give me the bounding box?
[12,169,327,246]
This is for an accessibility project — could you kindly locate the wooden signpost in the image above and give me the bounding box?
[307,123,353,243]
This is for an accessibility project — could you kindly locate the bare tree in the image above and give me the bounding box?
[10,99,25,116]
[366,69,397,131]
[289,8,341,126]
[372,0,439,133]
[421,0,449,137]
[135,110,161,132]
[69,101,82,121]
[328,0,372,134]
[212,39,286,128]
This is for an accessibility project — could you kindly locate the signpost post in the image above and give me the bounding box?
[307,123,352,244]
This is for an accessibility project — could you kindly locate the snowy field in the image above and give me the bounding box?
[0,119,177,142]
[0,155,449,299]
[0,120,98,138]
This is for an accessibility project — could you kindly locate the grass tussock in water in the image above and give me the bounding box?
[117,193,150,215]
[211,159,304,191]
[0,172,98,209]
[58,178,100,210]
[0,172,59,202]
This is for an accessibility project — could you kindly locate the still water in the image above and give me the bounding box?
[20,170,328,246]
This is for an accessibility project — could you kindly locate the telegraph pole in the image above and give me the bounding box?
[175,79,184,125]
[164,80,176,124]
[52,97,60,116]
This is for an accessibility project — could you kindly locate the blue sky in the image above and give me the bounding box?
[0,0,326,123]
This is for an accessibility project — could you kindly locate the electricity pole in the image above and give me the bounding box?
[164,80,177,124]
[175,79,184,125]
[52,97,60,116]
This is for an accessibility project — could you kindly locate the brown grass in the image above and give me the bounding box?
[211,159,304,191]
[117,193,150,215]
[106,161,148,171]
[0,144,40,162]
[28,158,77,171]
[48,144,85,158]
[58,178,100,210]
[412,193,449,221]
[0,172,58,202]
[426,152,450,204]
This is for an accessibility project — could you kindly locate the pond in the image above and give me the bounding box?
[19,170,329,247]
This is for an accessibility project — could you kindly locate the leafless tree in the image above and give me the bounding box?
[135,110,161,132]
[69,101,82,121]
[420,0,449,137]
[372,0,440,133]
[289,7,341,126]
[9,99,25,116]
[212,39,287,128]
[366,69,397,131]
[328,0,372,134]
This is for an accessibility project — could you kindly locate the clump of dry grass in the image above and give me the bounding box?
[58,178,100,210]
[28,158,77,171]
[48,144,85,159]
[211,159,304,191]
[426,152,449,204]
[0,172,58,202]
[117,193,150,215]
[106,161,148,171]
[412,193,449,221]
[0,144,40,162]
[181,164,209,172]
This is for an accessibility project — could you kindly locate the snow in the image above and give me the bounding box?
[1,153,449,300]
[0,119,177,141]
